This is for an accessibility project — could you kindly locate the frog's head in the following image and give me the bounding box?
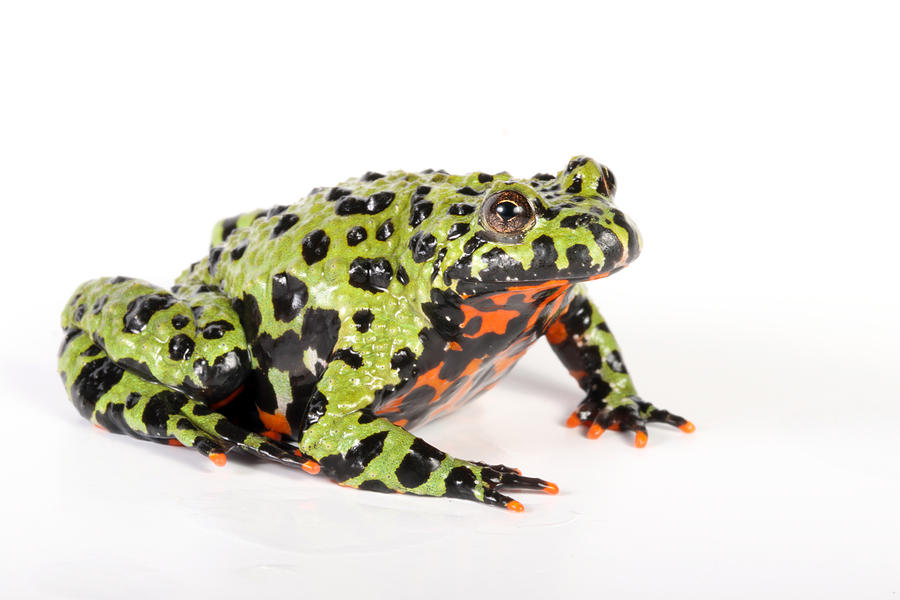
[429,156,641,296]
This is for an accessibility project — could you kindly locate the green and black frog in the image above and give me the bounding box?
[58,156,693,511]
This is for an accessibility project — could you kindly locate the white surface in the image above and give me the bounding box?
[1,1,899,598]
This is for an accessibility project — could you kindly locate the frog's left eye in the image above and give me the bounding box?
[481,190,535,239]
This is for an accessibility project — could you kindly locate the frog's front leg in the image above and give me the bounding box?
[546,285,694,446]
[297,363,558,511]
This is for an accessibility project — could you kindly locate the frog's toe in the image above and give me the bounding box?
[567,397,693,447]
[638,400,695,433]
[479,464,559,495]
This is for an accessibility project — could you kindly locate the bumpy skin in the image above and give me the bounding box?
[58,156,692,511]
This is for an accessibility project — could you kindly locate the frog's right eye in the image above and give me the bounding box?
[481,190,535,240]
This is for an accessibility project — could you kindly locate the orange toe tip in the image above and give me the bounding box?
[565,412,581,428]
[587,424,605,439]
[513,468,523,475]
[302,460,321,475]
[542,482,559,495]
[506,500,525,513]
[679,421,696,433]
[208,452,227,467]
[634,432,649,448]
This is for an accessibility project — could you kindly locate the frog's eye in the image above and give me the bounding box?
[481,190,535,238]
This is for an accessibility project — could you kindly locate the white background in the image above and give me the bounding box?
[1,1,898,598]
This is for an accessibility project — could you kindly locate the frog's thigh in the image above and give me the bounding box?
[61,276,249,401]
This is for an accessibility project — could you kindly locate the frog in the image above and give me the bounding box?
[58,156,693,512]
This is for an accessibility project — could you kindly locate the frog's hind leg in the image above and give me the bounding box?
[58,328,319,473]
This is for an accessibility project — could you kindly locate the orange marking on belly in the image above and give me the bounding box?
[447,341,463,351]
[427,358,484,419]
[167,439,183,446]
[392,419,408,427]
[261,430,282,441]
[257,408,292,435]
[460,304,519,338]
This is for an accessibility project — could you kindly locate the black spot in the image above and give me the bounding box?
[409,232,437,263]
[207,248,224,276]
[443,466,478,501]
[271,272,309,322]
[348,258,394,294]
[220,216,240,241]
[366,191,395,214]
[561,294,593,336]
[421,288,465,338]
[396,265,410,285]
[73,304,86,321]
[589,223,623,266]
[477,173,494,183]
[448,203,475,216]
[80,345,102,357]
[230,242,248,261]
[358,479,394,493]
[361,171,385,181]
[533,173,554,181]
[109,276,130,284]
[353,309,374,333]
[446,223,470,241]
[168,334,195,361]
[375,219,394,241]
[123,293,177,334]
[395,438,446,488]
[566,157,590,173]
[606,350,627,373]
[234,293,262,340]
[565,244,593,271]
[301,229,331,265]
[409,202,433,227]
[272,213,299,237]
[70,358,125,419]
[91,295,108,315]
[431,248,447,282]
[125,392,141,409]
[267,205,288,217]
[326,187,351,201]
[390,347,416,379]
[318,431,389,483]
[560,214,592,229]
[531,235,558,269]
[357,411,377,424]
[201,320,235,340]
[566,174,583,194]
[414,185,431,196]
[457,186,481,196]
[333,348,364,369]
[141,391,188,437]
[347,226,367,246]
[462,234,487,255]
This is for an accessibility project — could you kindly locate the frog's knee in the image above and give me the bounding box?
[185,348,251,399]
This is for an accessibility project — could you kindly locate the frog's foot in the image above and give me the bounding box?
[447,461,559,512]
[565,396,694,447]
[181,402,320,474]
[59,332,320,474]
